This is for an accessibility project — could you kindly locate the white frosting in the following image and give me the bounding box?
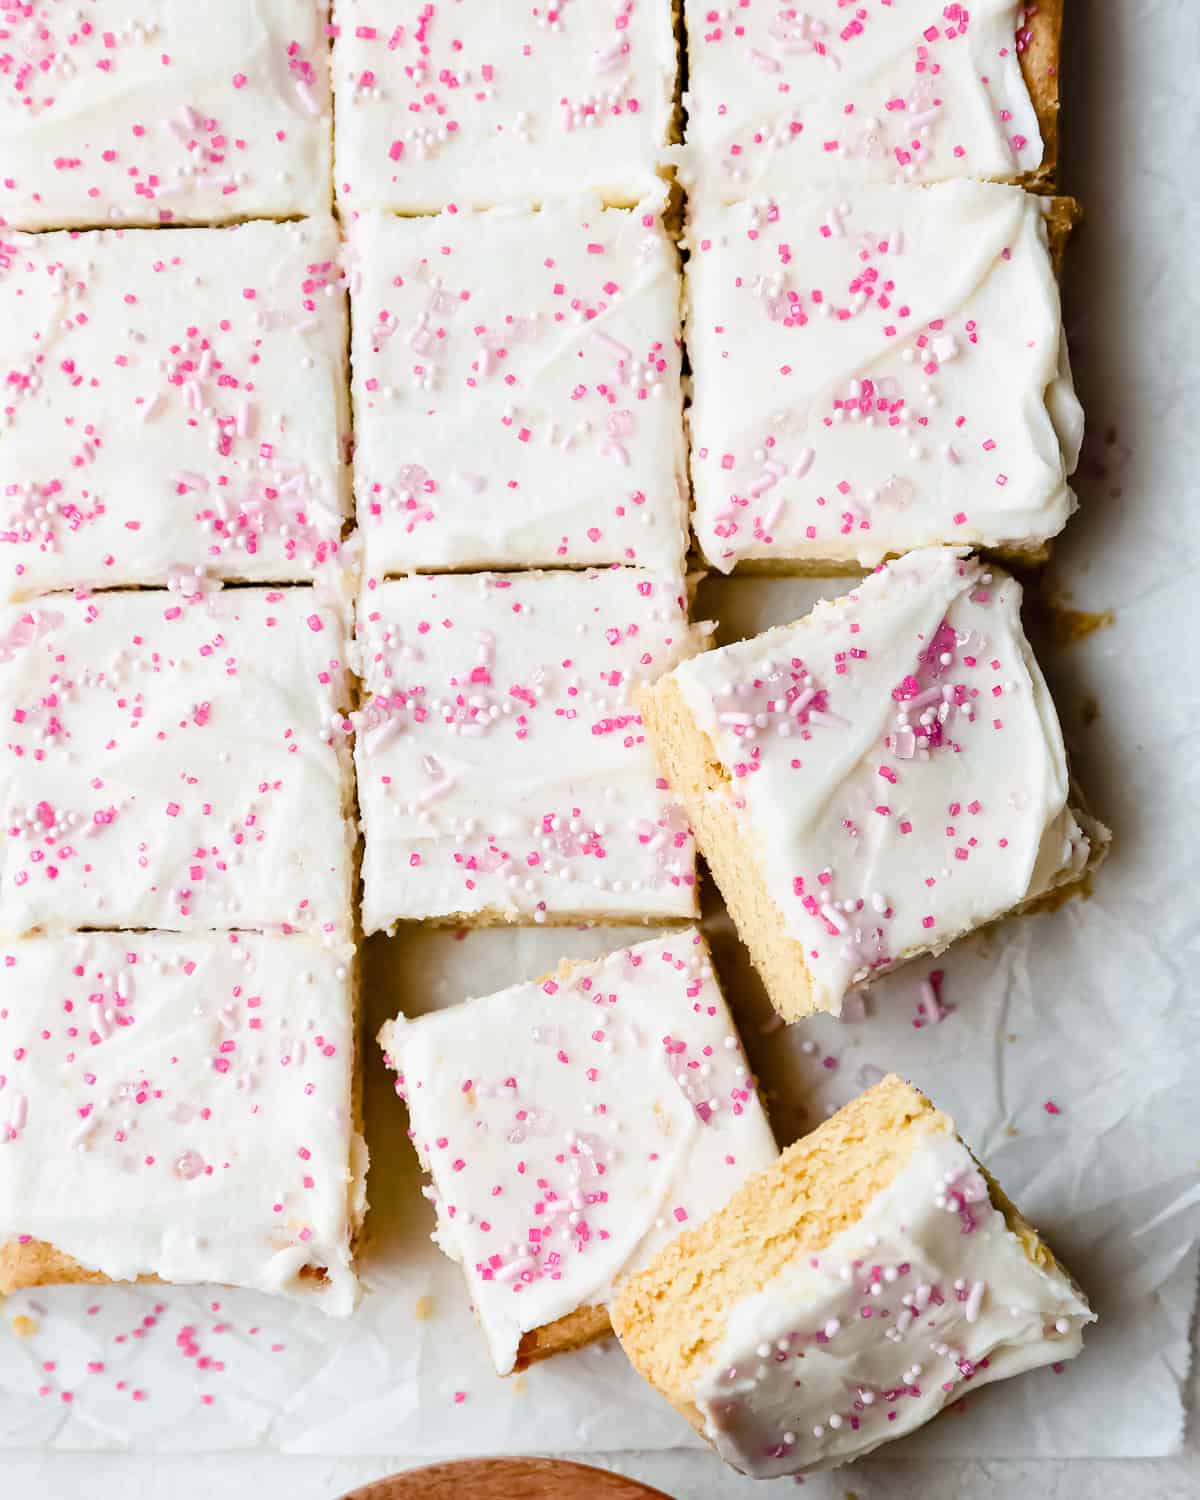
[354,569,703,930]
[1,218,350,601]
[379,927,779,1374]
[687,182,1083,570]
[348,199,687,576]
[0,0,333,230]
[691,1129,1093,1477]
[0,930,364,1314]
[332,0,676,213]
[680,0,1043,206]
[670,548,1092,1014]
[0,586,356,937]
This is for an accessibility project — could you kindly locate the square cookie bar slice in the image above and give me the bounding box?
[680,0,1061,206]
[378,927,778,1374]
[349,198,687,576]
[0,587,356,937]
[0,0,333,230]
[355,568,702,930]
[639,548,1101,1020]
[612,1074,1093,1478]
[0,930,365,1315]
[1,218,349,600]
[687,182,1083,572]
[333,0,676,213]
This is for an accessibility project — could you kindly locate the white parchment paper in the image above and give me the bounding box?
[2,2,1197,1491]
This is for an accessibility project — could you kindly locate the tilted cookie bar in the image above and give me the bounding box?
[639,548,1102,1020]
[379,927,778,1373]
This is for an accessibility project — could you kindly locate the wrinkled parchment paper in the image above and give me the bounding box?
[2,2,1197,1490]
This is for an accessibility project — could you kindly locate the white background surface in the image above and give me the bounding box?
[3,1,1198,1494]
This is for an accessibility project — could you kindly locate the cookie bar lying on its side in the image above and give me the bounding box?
[612,1073,1093,1478]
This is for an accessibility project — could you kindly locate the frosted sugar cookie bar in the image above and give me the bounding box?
[679,0,1063,206]
[355,568,704,930]
[348,197,687,577]
[1,218,349,600]
[378,927,778,1373]
[638,548,1102,1020]
[686,181,1083,573]
[0,586,356,937]
[0,930,365,1315]
[333,0,678,213]
[612,1073,1093,1478]
[0,0,333,230]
